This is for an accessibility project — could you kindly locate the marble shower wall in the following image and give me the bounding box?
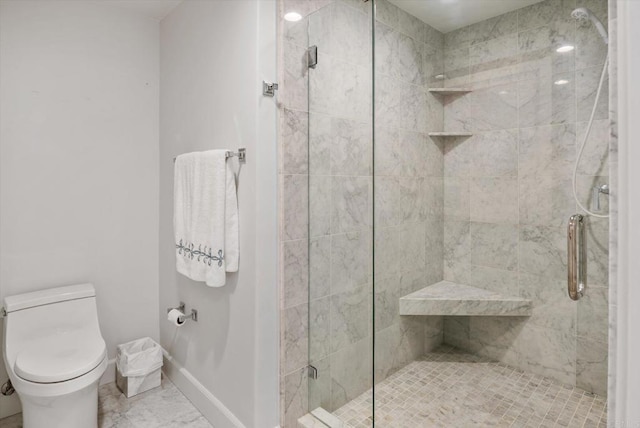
[372,0,445,387]
[441,0,610,396]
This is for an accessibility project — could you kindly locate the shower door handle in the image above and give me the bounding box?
[567,214,586,300]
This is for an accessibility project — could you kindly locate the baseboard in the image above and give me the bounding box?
[99,358,116,385]
[161,349,247,428]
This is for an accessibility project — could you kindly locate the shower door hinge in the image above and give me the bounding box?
[308,45,318,69]
[308,365,318,380]
[262,81,279,97]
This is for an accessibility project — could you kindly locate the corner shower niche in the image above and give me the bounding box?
[428,89,474,138]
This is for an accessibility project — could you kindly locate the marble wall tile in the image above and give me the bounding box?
[283,239,309,309]
[330,118,372,176]
[308,357,331,412]
[281,109,309,174]
[444,26,469,50]
[330,337,372,410]
[584,216,609,286]
[374,0,425,43]
[443,45,470,87]
[519,175,576,228]
[375,21,424,86]
[425,219,444,268]
[330,285,370,353]
[375,74,427,132]
[282,41,309,112]
[517,0,577,33]
[518,20,575,77]
[310,236,331,300]
[577,119,609,176]
[283,367,308,428]
[375,176,400,228]
[518,272,576,333]
[374,127,429,177]
[309,296,331,361]
[576,65,609,122]
[444,177,469,221]
[519,124,576,178]
[470,82,518,131]
[443,93,472,132]
[375,319,425,381]
[283,174,308,241]
[331,176,372,233]
[575,0,608,70]
[424,316,445,351]
[309,53,371,121]
[444,130,518,177]
[469,177,519,224]
[518,71,576,128]
[330,230,372,295]
[469,34,518,69]
[519,225,567,280]
[284,303,309,374]
[375,223,427,276]
[444,220,471,267]
[309,113,331,175]
[422,177,441,220]
[444,262,518,295]
[470,222,519,271]
[424,38,445,88]
[467,10,518,45]
[577,285,608,342]
[375,273,401,332]
[443,316,470,349]
[576,337,608,396]
[310,175,331,237]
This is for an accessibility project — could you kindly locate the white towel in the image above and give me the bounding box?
[173,150,239,287]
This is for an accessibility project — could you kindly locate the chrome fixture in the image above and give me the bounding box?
[173,148,246,163]
[571,7,609,44]
[591,184,610,212]
[1,379,15,396]
[262,81,278,97]
[167,302,198,323]
[308,45,318,69]
[308,365,318,380]
[567,214,587,301]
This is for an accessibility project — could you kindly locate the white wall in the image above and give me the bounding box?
[0,0,160,418]
[159,1,278,427]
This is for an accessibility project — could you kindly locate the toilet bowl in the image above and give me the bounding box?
[2,283,107,428]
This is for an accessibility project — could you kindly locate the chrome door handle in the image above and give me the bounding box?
[567,214,587,300]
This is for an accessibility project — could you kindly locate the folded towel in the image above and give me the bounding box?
[173,150,239,287]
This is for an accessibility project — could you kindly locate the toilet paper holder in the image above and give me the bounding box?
[167,302,198,323]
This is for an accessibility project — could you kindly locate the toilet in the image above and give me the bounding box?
[2,283,107,428]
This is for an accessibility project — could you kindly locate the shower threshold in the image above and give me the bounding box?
[302,346,606,428]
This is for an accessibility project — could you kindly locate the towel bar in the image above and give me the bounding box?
[173,148,246,163]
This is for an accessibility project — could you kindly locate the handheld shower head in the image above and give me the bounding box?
[571,7,609,44]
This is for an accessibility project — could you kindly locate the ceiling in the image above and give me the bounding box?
[387,0,545,33]
[98,0,183,20]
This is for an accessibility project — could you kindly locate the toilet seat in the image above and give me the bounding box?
[14,331,107,383]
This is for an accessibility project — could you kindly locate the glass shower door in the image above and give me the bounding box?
[306,0,374,424]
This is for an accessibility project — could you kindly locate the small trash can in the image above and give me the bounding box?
[115,337,163,398]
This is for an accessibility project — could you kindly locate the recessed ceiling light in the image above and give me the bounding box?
[554,79,570,85]
[556,45,575,53]
[284,12,302,22]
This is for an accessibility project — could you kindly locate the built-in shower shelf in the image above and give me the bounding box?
[428,88,472,96]
[399,281,532,316]
[428,132,473,138]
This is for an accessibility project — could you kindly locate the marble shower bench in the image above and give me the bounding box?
[399,281,532,316]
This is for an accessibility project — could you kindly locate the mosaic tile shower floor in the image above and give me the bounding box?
[332,346,607,428]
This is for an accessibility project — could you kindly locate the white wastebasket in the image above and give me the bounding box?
[115,337,163,398]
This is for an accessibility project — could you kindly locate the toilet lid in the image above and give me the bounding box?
[14,330,107,383]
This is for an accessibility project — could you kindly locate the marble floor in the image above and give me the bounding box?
[0,376,211,428]
[332,346,607,428]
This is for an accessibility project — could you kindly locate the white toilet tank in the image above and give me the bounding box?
[3,283,106,383]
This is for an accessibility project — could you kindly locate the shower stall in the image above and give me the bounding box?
[280,0,612,426]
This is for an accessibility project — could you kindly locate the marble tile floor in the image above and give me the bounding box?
[332,346,607,428]
[0,376,212,428]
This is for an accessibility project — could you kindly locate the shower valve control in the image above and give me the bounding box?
[262,81,279,97]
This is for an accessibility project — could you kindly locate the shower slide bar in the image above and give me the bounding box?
[567,214,586,301]
[173,148,246,163]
